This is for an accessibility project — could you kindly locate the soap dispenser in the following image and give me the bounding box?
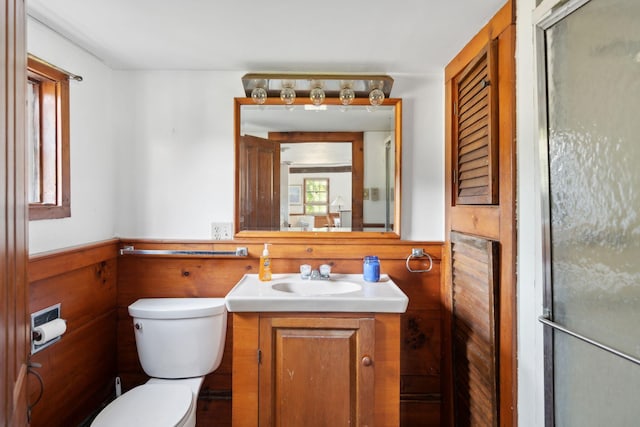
[259,243,272,281]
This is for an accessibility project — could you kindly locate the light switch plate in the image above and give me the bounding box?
[211,222,233,240]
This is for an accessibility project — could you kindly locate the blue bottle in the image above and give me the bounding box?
[363,256,380,282]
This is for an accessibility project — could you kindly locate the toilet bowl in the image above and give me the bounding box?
[91,298,227,427]
[91,379,198,427]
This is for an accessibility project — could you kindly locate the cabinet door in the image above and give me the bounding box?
[452,40,499,205]
[259,317,374,427]
[451,232,500,426]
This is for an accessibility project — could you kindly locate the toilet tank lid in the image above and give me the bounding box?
[128,298,226,319]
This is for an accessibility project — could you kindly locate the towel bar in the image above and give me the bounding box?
[120,245,248,257]
[538,315,640,367]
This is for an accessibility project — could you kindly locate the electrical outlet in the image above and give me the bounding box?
[211,222,233,240]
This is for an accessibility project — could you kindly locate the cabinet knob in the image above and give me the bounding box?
[361,355,373,367]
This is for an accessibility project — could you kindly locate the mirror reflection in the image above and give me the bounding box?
[235,98,400,235]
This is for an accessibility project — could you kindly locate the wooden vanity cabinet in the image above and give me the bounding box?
[232,312,401,427]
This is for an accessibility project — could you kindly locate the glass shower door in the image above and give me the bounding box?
[538,0,640,425]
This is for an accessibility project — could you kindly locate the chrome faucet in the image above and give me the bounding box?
[300,264,331,280]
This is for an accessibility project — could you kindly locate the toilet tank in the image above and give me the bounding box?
[128,298,227,379]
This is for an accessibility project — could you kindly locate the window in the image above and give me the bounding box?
[304,178,329,215]
[27,55,70,220]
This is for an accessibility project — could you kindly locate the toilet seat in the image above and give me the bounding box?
[91,383,194,427]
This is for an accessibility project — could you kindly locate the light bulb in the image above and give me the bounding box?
[251,87,267,104]
[309,87,325,106]
[280,86,296,105]
[339,87,355,105]
[369,88,385,106]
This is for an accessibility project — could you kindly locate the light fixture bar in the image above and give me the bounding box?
[241,73,393,98]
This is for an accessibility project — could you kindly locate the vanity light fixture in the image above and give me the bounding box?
[339,81,355,106]
[251,87,267,104]
[250,79,268,105]
[242,73,393,106]
[279,80,296,105]
[309,80,325,106]
[368,80,386,107]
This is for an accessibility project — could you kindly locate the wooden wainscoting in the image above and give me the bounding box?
[25,238,443,426]
[117,238,443,426]
[27,240,120,427]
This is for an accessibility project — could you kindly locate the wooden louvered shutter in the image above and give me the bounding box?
[452,40,498,205]
[451,231,499,427]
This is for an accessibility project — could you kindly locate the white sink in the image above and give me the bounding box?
[272,280,362,296]
[225,273,408,313]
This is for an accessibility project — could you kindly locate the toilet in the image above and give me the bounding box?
[91,298,227,427]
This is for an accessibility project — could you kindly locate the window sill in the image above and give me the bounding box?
[29,204,70,221]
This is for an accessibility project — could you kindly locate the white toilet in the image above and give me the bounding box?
[91,298,227,427]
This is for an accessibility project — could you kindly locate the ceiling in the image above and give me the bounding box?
[26,0,506,74]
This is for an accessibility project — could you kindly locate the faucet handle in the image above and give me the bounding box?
[300,264,312,279]
[319,264,331,279]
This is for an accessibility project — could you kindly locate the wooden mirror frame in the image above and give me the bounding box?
[234,97,402,239]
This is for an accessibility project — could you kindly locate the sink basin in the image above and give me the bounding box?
[225,273,408,313]
[272,280,362,296]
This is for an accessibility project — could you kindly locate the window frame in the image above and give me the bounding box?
[303,178,330,216]
[27,55,70,220]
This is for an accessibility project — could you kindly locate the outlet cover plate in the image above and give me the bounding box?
[211,222,233,240]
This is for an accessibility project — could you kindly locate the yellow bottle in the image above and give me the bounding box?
[258,243,272,281]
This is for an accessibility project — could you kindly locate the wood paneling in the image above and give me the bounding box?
[496,24,517,426]
[401,401,441,426]
[374,313,402,425]
[117,238,443,426]
[23,238,442,425]
[28,240,119,282]
[1,0,29,424]
[28,313,116,427]
[27,240,119,427]
[231,313,260,427]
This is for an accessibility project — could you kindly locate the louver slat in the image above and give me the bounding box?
[453,41,498,205]
[451,231,500,427]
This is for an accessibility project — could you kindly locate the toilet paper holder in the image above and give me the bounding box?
[31,303,66,355]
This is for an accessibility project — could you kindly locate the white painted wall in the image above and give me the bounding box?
[27,20,444,250]
[112,70,241,239]
[112,71,444,241]
[394,74,445,240]
[516,0,546,425]
[27,18,118,254]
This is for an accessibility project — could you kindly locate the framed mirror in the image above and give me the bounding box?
[234,97,402,238]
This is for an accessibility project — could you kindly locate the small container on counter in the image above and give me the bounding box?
[363,256,380,282]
